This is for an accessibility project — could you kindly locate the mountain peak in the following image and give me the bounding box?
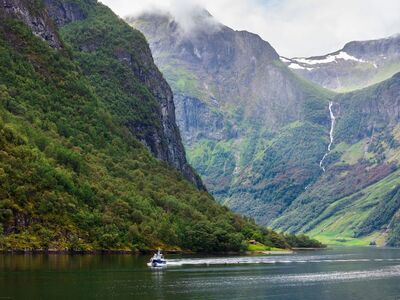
[127,7,221,37]
[281,33,400,91]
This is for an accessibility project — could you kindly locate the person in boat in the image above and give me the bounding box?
[148,249,167,267]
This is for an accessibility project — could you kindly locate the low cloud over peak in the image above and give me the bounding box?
[125,1,221,37]
[100,0,400,57]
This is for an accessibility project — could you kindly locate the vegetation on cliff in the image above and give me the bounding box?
[131,11,400,247]
[0,0,323,252]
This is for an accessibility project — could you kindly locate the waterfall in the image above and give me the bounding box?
[319,101,336,172]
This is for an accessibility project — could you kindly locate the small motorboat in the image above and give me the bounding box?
[147,249,167,268]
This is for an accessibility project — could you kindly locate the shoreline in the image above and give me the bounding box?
[291,247,326,251]
[0,249,183,255]
[246,250,294,255]
[0,248,325,255]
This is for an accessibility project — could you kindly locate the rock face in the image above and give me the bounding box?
[282,35,400,92]
[131,10,400,246]
[0,0,271,253]
[129,10,331,222]
[1,0,62,49]
[42,0,86,26]
[9,0,204,189]
[336,72,400,143]
[130,11,315,134]
[343,35,400,60]
[174,94,229,144]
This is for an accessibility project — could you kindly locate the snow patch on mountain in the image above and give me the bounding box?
[288,63,313,71]
[280,56,291,63]
[292,51,366,66]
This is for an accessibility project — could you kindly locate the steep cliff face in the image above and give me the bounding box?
[174,94,229,144]
[0,0,266,252]
[343,35,400,60]
[335,73,400,143]
[42,0,203,189]
[129,11,331,223]
[131,11,322,132]
[42,0,86,26]
[273,73,400,246]
[1,0,62,49]
[282,35,400,92]
[130,11,400,246]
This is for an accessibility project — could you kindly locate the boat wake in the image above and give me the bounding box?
[266,265,400,284]
[166,254,400,267]
[178,265,400,288]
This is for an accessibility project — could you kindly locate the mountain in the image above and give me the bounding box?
[130,10,400,246]
[282,34,400,92]
[129,11,333,223]
[0,0,323,252]
[46,0,205,190]
[273,73,400,246]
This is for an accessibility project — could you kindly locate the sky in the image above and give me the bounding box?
[100,0,400,57]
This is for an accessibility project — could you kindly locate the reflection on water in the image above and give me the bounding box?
[1,247,400,300]
[152,269,166,299]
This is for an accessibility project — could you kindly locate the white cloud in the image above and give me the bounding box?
[100,0,400,57]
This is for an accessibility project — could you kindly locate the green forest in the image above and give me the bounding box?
[0,0,323,252]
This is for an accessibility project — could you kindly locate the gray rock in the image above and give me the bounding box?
[174,94,229,145]
[129,10,330,221]
[38,0,205,189]
[43,0,86,26]
[1,0,62,49]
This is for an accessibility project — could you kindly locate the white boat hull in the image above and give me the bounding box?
[147,261,167,268]
[148,250,167,268]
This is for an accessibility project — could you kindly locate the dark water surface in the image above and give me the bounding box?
[1,247,400,299]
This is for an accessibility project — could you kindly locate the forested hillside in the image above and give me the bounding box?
[0,0,322,252]
[274,73,400,246]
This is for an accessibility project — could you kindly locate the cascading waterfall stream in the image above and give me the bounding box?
[319,101,336,172]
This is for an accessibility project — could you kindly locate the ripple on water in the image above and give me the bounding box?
[166,254,400,267]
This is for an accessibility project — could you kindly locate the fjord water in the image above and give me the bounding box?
[1,248,400,300]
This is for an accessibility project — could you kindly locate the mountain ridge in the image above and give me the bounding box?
[129,10,333,223]
[129,9,400,246]
[282,34,400,92]
[274,71,400,246]
[0,0,325,252]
